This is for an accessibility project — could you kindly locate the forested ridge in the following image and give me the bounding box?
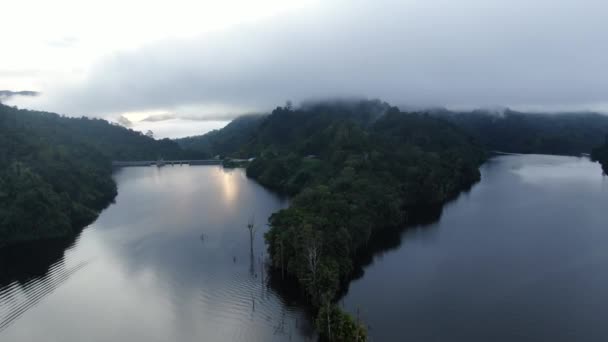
[181,106,608,159]
[0,104,196,246]
[177,114,266,158]
[434,109,608,155]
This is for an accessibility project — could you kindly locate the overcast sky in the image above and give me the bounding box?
[3,0,608,137]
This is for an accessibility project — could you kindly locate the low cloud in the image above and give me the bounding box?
[15,0,608,117]
[0,90,40,102]
[141,113,177,122]
[116,115,133,127]
[140,111,249,123]
[47,36,79,48]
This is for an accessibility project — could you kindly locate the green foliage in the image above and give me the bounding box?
[316,304,367,342]
[243,100,485,341]
[0,163,72,243]
[176,115,266,158]
[437,109,608,155]
[0,104,196,245]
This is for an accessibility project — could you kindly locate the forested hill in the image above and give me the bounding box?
[0,104,197,246]
[185,99,486,340]
[176,114,266,158]
[184,106,608,159]
[433,109,608,155]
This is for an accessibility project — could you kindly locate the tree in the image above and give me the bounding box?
[0,103,199,246]
[247,215,256,253]
[316,304,367,342]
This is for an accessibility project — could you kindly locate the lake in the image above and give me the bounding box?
[1,154,607,342]
[0,166,315,342]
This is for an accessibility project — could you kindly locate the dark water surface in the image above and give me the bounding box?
[342,154,608,342]
[0,166,315,342]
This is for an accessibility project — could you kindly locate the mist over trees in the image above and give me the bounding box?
[434,109,608,155]
[180,104,608,161]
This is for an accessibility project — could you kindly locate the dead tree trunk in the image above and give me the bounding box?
[247,215,256,254]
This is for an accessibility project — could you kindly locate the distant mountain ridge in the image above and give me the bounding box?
[176,114,267,157]
[180,103,608,158]
[434,108,608,155]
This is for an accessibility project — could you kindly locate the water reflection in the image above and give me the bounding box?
[219,169,240,205]
[341,155,608,342]
[0,166,315,342]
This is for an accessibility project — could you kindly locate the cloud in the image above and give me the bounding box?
[139,111,251,123]
[131,119,228,139]
[0,70,41,78]
[47,36,79,48]
[141,113,177,122]
[0,90,40,102]
[17,0,608,117]
[116,115,133,127]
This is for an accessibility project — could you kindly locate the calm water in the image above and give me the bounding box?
[0,166,315,342]
[2,155,607,342]
[343,154,608,341]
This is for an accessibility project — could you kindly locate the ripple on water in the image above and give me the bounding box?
[0,166,315,342]
[0,259,90,332]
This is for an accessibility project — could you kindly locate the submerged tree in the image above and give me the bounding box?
[247,215,256,253]
[247,215,257,277]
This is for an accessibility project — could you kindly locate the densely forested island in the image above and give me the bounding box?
[0,104,199,246]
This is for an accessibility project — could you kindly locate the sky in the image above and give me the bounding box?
[2,0,608,138]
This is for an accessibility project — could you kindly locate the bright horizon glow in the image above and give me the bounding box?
[1,0,318,136]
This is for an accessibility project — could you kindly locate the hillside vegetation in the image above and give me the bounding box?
[435,109,608,155]
[176,115,266,158]
[0,104,196,245]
